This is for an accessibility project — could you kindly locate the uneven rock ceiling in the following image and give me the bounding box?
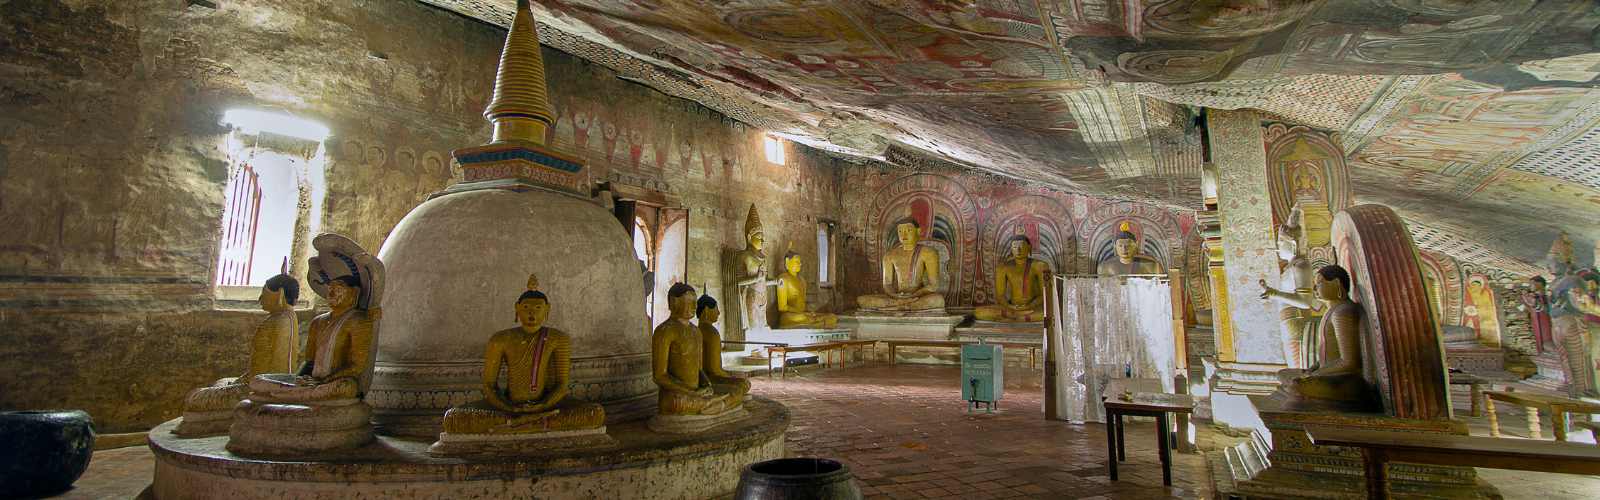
[421,0,1600,277]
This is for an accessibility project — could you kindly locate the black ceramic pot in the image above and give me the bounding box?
[735,457,862,500]
[0,410,96,497]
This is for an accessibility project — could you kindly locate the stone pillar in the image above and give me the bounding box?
[1206,109,1287,431]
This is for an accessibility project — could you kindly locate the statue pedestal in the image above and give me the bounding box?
[429,427,615,456]
[647,406,751,434]
[954,321,1044,344]
[173,409,235,438]
[226,399,375,457]
[1527,352,1571,393]
[151,398,788,499]
[840,314,963,341]
[1208,396,1496,499]
[1445,344,1507,374]
[745,328,854,365]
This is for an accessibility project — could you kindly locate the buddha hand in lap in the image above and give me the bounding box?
[246,276,374,404]
[857,220,945,313]
[776,252,837,329]
[974,236,1050,322]
[653,284,746,416]
[440,276,604,435]
[1276,265,1378,411]
[177,274,301,436]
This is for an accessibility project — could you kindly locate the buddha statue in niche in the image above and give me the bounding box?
[695,292,752,399]
[174,272,300,437]
[856,220,946,314]
[228,233,383,456]
[652,283,748,417]
[1275,265,1378,411]
[435,274,604,444]
[731,204,775,331]
[974,235,1051,322]
[1096,224,1163,276]
[776,251,838,328]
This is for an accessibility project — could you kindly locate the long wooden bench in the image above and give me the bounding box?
[1305,425,1600,499]
[883,339,1041,368]
[765,340,879,379]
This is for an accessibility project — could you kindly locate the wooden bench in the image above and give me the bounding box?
[884,339,1040,368]
[1305,425,1600,499]
[1482,390,1600,441]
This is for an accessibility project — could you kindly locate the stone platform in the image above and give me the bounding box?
[840,313,964,341]
[954,321,1044,344]
[149,397,788,499]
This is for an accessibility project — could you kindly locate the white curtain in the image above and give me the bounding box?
[1048,277,1175,423]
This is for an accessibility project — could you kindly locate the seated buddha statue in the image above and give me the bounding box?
[695,292,752,400]
[1096,227,1163,276]
[1274,265,1379,412]
[776,251,838,329]
[432,275,607,453]
[974,236,1051,322]
[856,220,946,314]
[174,272,300,437]
[650,283,749,432]
[228,233,383,456]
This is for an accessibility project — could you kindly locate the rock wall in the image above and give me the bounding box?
[0,0,841,432]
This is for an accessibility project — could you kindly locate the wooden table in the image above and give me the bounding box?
[1482,390,1600,441]
[1305,425,1600,499]
[765,343,844,379]
[1101,383,1194,486]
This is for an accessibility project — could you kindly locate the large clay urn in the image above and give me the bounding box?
[0,410,95,496]
[735,458,862,500]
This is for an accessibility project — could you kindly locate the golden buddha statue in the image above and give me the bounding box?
[432,275,607,453]
[650,283,748,432]
[730,204,776,331]
[856,220,946,314]
[1275,265,1378,411]
[776,251,838,329]
[1096,224,1163,276]
[696,292,752,398]
[174,272,300,437]
[228,233,383,456]
[974,235,1051,322]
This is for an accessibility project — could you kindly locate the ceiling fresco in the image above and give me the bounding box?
[420,0,1600,275]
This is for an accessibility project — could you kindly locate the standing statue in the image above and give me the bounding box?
[174,270,301,437]
[776,251,838,328]
[1096,223,1163,275]
[1546,233,1598,396]
[855,219,946,314]
[1274,265,1378,412]
[973,235,1051,322]
[432,274,607,454]
[228,234,384,456]
[1521,276,1555,354]
[650,283,749,433]
[695,292,752,400]
[731,204,776,332]
[1465,275,1502,347]
[1258,205,1322,369]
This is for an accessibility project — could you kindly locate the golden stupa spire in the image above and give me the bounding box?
[485,0,556,145]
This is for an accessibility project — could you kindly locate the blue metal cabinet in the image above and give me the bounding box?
[961,343,1003,413]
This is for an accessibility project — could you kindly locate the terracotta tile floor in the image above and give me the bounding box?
[50,363,1600,499]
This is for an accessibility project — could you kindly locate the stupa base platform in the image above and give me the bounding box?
[150,397,788,500]
[171,410,233,438]
[427,426,616,456]
[840,313,963,340]
[648,405,751,434]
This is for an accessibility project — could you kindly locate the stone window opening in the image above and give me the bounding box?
[763,134,785,165]
[817,220,835,287]
[211,109,329,308]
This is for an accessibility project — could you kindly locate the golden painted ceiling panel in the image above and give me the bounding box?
[421,0,1600,274]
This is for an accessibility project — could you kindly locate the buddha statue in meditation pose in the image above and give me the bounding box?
[228,233,383,456]
[776,251,838,328]
[974,235,1051,322]
[695,292,752,399]
[432,275,606,453]
[1274,265,1378,412]
[650,283,748,431]
[856,220,946,314]
[1096,224,1163,276]
[174,272,300,437]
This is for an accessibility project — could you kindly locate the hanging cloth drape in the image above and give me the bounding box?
[1048,277,1174,423]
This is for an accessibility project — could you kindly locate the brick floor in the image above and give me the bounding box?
[50,363,1600,499]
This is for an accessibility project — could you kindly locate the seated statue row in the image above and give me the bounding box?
[651,283,750,433]
[174,272,301,437]
[974,235,1050,322]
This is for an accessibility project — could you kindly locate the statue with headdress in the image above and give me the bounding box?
[430,273,609,454]
[1096,221,1163,276]
[173,260,301,437]
[730,204,777,332]
[227,234,384,456]
[1258,202,1331,369]
[974,233,1051,322]
[775,244,838,328]
[1548,232,1600,396]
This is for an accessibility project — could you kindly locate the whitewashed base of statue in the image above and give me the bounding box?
[428,426,616,456]
[648,405,750,434]
[226,398,375,456]
[173,378,248,437]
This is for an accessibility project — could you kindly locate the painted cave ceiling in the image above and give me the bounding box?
[421,0,1600,276]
